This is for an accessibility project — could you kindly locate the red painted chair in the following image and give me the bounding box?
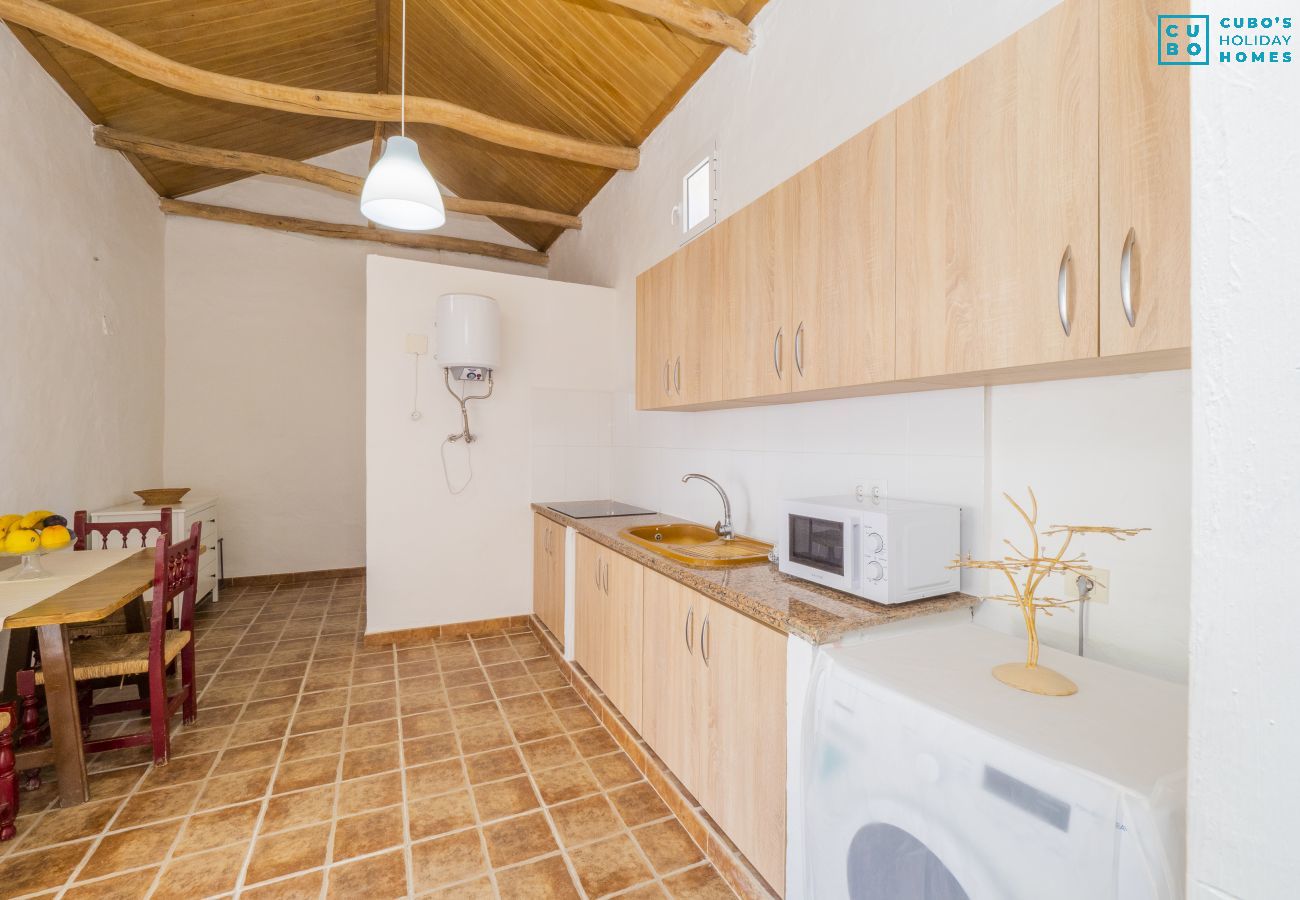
[0,702,15,841]
[17,522,202,767]
[73,507,172,552]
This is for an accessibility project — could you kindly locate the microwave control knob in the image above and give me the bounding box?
[866,561,885,582]
[865,532,885,554]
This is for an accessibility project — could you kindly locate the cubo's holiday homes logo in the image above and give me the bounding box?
[1158,14,1209,64]
[1158,14,1293,65]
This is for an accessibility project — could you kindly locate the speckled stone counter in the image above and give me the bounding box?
[533,504,976,644]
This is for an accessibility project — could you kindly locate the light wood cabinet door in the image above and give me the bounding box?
[640,569,707,799]
[789,113,896,392]
[896,0,1099,379]
[721,189,790,401]
[700,599,787,894]
[1099,0,1190,356]
[635,257,677,410]
[674,228,725,406]
[532,514,565,646]
[573,535,605,688]
[602,550,644,732]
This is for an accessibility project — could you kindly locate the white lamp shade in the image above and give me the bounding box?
[360,136,447,231]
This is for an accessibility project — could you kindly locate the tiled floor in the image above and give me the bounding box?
[0,577,736,899]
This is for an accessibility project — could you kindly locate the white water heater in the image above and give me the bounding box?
[435,293,500,382]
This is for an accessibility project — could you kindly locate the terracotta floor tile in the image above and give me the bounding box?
[451,702,505,731]
[348,698,397,725]
[346,717,400,749]
[404,710,455,738]
[634,820,705,874]
[533,761,601,805]
[237,715,293,745]
[296,688,349,712]
[179,799,262,854]
[500,692,551,719]
[283,727,343,762]
[457,722,513,755]
[331,805,404,861]
[473,776,541,822]
[194,766,274,811]
[214,739,283,775]
[152,840,249,899]
[406,758,467,799]
[273,754,340,794]
[326,848,408,899]
[404,732,460,765]
[63,866,160,899]
[465,747,525,785]
[241,696,299,722]
[79,819,182,880]
[661,863,736,899]
[572,727,619,758]
[482,811,559,867]
[261,784,337,835]
[341,742,400,780]
[494,854,582,899]
[114,782,202,828]
[408,790,476,841]
[261,677,304,698]
[551,794,624,848]
[0,839,92,895]
[520,735,581,772]
[589,751,643,790]
[492,676,541,699]
[447,683,495,707]
[442,668,487,688]
[350,681,396,704]
[245,821,331,884]
[291,707,347,735]
[568,834,656,898]
[336,769,403,815]
[411,828,488,892]
[170,725,234,757]
[11,797,120,850]
[621,883,670,899]
[510,712,567,743]
[544,688,584,710]
[485,661,527,682]
[243,869,324,899]
[556,705,600,732]
[610,782,673,828]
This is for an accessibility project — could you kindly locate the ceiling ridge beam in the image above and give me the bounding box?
[94,127,582,231]
[0,0,638,170]
[597,0,754,53]
[160,198,549,266]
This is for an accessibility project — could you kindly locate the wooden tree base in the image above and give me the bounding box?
[992,662,1078,696]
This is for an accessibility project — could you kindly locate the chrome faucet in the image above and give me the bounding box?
[682,473,734,540]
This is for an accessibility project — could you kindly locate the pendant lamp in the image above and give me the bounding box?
[360,0,446,231]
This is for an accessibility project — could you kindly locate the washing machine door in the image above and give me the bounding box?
[845,822,969,900]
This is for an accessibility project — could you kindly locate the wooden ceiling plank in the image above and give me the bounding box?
[0,0,639,170]
[160,198,549,266]
[97,126,582,230]
[593,0,753,52]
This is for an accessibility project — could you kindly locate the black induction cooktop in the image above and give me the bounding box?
[546,500,657,519]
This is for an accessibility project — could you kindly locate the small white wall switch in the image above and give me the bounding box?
[405,333,428,355]
[855,480,888,505]
[1067,567,1110,605]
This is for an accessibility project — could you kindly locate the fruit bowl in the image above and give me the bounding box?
[0,537,75,581]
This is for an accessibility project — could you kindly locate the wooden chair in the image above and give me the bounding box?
[0,702,15,841]
[17,522,202,767]
[69,508,172,640]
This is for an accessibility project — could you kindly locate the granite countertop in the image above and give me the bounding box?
[534,504,977,644]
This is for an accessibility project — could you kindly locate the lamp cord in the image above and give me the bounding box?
[400,0,406,136]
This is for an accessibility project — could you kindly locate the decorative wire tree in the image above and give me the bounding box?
[951,488,1148,696]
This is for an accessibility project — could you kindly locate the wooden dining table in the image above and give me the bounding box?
[1,548,159,807]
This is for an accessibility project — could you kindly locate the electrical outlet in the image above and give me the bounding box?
[854,481,888,505]
[1066,567,1110,604]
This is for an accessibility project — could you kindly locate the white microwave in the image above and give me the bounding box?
[778,496,961,604]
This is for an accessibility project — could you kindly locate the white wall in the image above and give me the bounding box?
[365,257,619,635]
[0,27,164,528]
[1186,13,1300,897]
[547,0,1192,681]
[163,144,545,577]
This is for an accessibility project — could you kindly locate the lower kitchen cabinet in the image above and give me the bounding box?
[532,513,565,646]
[641,569,707,797]
[574,534,644,733]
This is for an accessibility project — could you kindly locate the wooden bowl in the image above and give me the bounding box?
[134,488,190,506]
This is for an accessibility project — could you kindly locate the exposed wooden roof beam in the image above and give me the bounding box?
[600,0,754,53]
[0,0,639,170]
[94,127,582,231]
[161,199,549,267]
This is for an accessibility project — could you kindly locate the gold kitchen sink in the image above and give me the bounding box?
[620,523,773,568]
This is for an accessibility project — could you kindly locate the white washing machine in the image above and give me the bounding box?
[803,624,1186,900]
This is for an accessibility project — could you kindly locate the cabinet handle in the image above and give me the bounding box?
[772,327,783,379]
[1120,227,1137,327]
[663,360,671,397]
[674,357,682,395]
[1057,245,1073,337]
[602,560,610,594]
[794,321,805,377]
[595,555,601,588]
[684,605,695,654]
[701,614,711,666]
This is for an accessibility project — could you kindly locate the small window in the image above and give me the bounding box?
[678,148,717,242]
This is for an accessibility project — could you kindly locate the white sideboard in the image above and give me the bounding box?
[88,495,221,603]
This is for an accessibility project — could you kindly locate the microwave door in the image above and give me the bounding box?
[787,514,855,589]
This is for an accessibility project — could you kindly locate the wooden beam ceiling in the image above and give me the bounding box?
[596,0,754,53]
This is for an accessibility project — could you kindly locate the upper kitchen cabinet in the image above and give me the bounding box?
[1099,0,1191,357]
[896,0,1099,379]
[635,255,677,410]
[721,189,787,402]
[786,113,896,393]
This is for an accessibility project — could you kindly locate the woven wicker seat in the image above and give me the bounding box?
[32,631,191,684]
